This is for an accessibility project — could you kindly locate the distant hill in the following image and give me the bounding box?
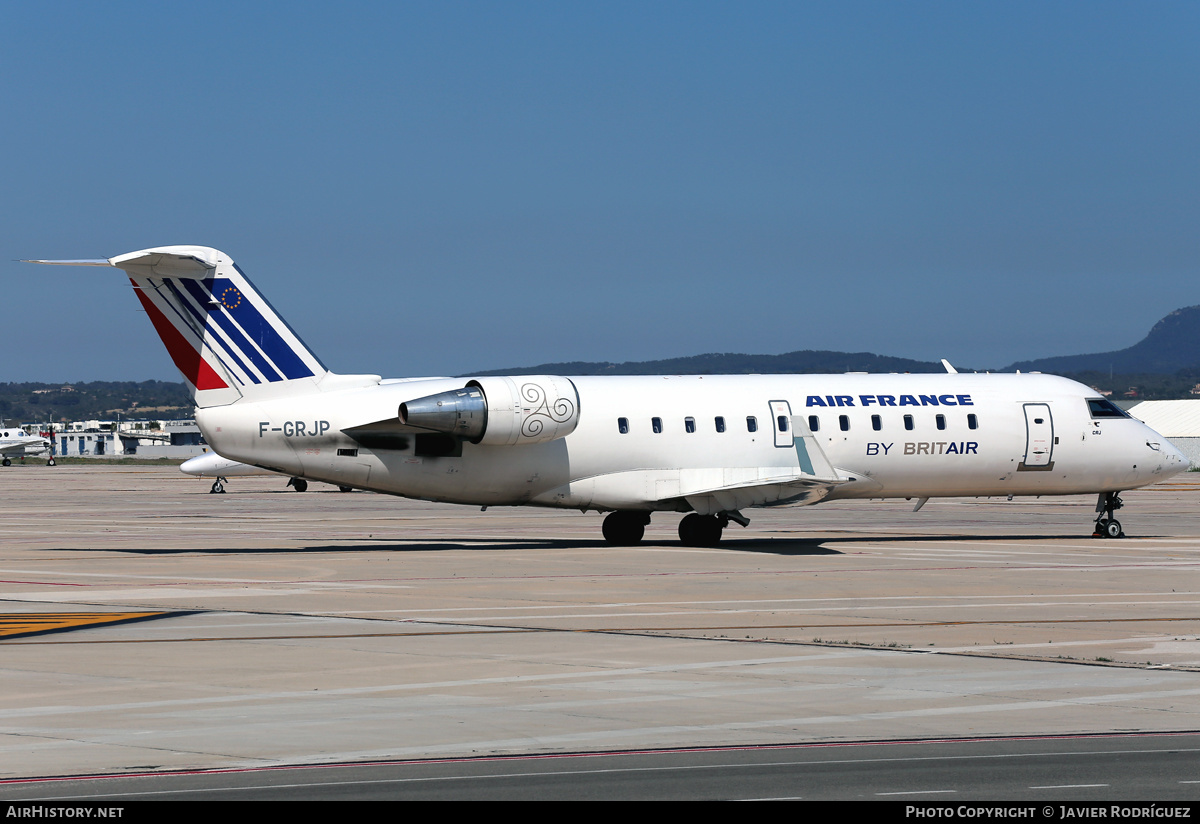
[1,381,191,424]
[15,305,1200,420]
[470,306,1200,395]
[469,350,951,377]
[1006,305,1200,374]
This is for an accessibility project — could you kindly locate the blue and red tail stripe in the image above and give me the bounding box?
[131,280,230,391]
[143,274,317,389]
[198,277,314,382]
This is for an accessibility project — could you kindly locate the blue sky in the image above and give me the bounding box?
[3,2,1197,381]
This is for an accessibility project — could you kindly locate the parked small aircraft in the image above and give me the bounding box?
[181,451,351,494]
[0,429,51,466]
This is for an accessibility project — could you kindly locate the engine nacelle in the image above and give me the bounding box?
[398,375,580,446]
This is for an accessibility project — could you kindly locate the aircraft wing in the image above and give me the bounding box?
[675,466,844,513]
[665,417,849,513]
[0,438,50,457]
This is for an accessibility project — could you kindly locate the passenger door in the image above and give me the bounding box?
[1021,403,1054,469]
[769,400,793,448]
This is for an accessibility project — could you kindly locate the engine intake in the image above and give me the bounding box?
[398,375,580,446]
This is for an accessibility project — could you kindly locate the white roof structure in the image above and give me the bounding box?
[1127,400,1200,438]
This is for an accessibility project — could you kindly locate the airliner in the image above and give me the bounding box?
[29,246,1188,544]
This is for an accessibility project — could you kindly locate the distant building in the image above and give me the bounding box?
[55,429,118,456]
[1126,400,1200,467]
[27,419,207,459]
[125,420,207,458]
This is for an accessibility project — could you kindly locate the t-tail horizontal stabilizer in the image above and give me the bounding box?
[27,246,378,408]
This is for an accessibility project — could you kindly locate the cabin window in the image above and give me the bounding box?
[746,416,758,433]
[618,417,629,434]
[936,414,946,431]
[684,417,696,433]
[904,414,914,431]
[652,417,663,434]
[777,416,789,433]
[808,415,820,432]
[871,414,882,431]
[967,413,978,430]
[715,416,726,433]
[839,415,850,431]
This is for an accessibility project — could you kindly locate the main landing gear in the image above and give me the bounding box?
[1093,491,1125,539]
[678,513,726,547]
[678,511,750,547]
[601,510,749,547]
[602,510,651,545]
[287,477,308,492]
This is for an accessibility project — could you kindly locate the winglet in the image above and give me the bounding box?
[941,358,958,374]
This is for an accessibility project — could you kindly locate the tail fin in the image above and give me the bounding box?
[30,245,362,407]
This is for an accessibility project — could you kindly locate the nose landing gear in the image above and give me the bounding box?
[1093,491,1125,538]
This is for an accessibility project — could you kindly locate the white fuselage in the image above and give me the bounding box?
[195,372,1185,512]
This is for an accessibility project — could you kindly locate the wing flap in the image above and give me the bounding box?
[673,417,846,513]
[676,474,844,513]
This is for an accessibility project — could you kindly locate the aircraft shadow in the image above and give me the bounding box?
[51,537,840,556]
[49,532,1127,556]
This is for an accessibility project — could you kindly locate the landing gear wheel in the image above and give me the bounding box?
[602,511,649,545]
[1104,519,1123,539]
[678,513,702,546]
[47,458,55,467]
[289,478,308,493]
[678,513,725,547]
[338,485,352,493]
[2,458,10,467]
[210,478,226,494]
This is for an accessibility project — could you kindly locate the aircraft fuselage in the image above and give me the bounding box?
[197,372,1181,512]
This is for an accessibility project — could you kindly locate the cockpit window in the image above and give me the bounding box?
[1087,398,1129,419]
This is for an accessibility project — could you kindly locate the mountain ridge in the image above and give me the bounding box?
[469,305,1200,385]
[1004,305,1200,375]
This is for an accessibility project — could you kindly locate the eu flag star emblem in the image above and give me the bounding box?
[219,286,242,310]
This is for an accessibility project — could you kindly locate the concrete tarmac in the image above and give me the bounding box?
[2,465,1199,779]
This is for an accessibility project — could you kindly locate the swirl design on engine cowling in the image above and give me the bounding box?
[520,382,576,439]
